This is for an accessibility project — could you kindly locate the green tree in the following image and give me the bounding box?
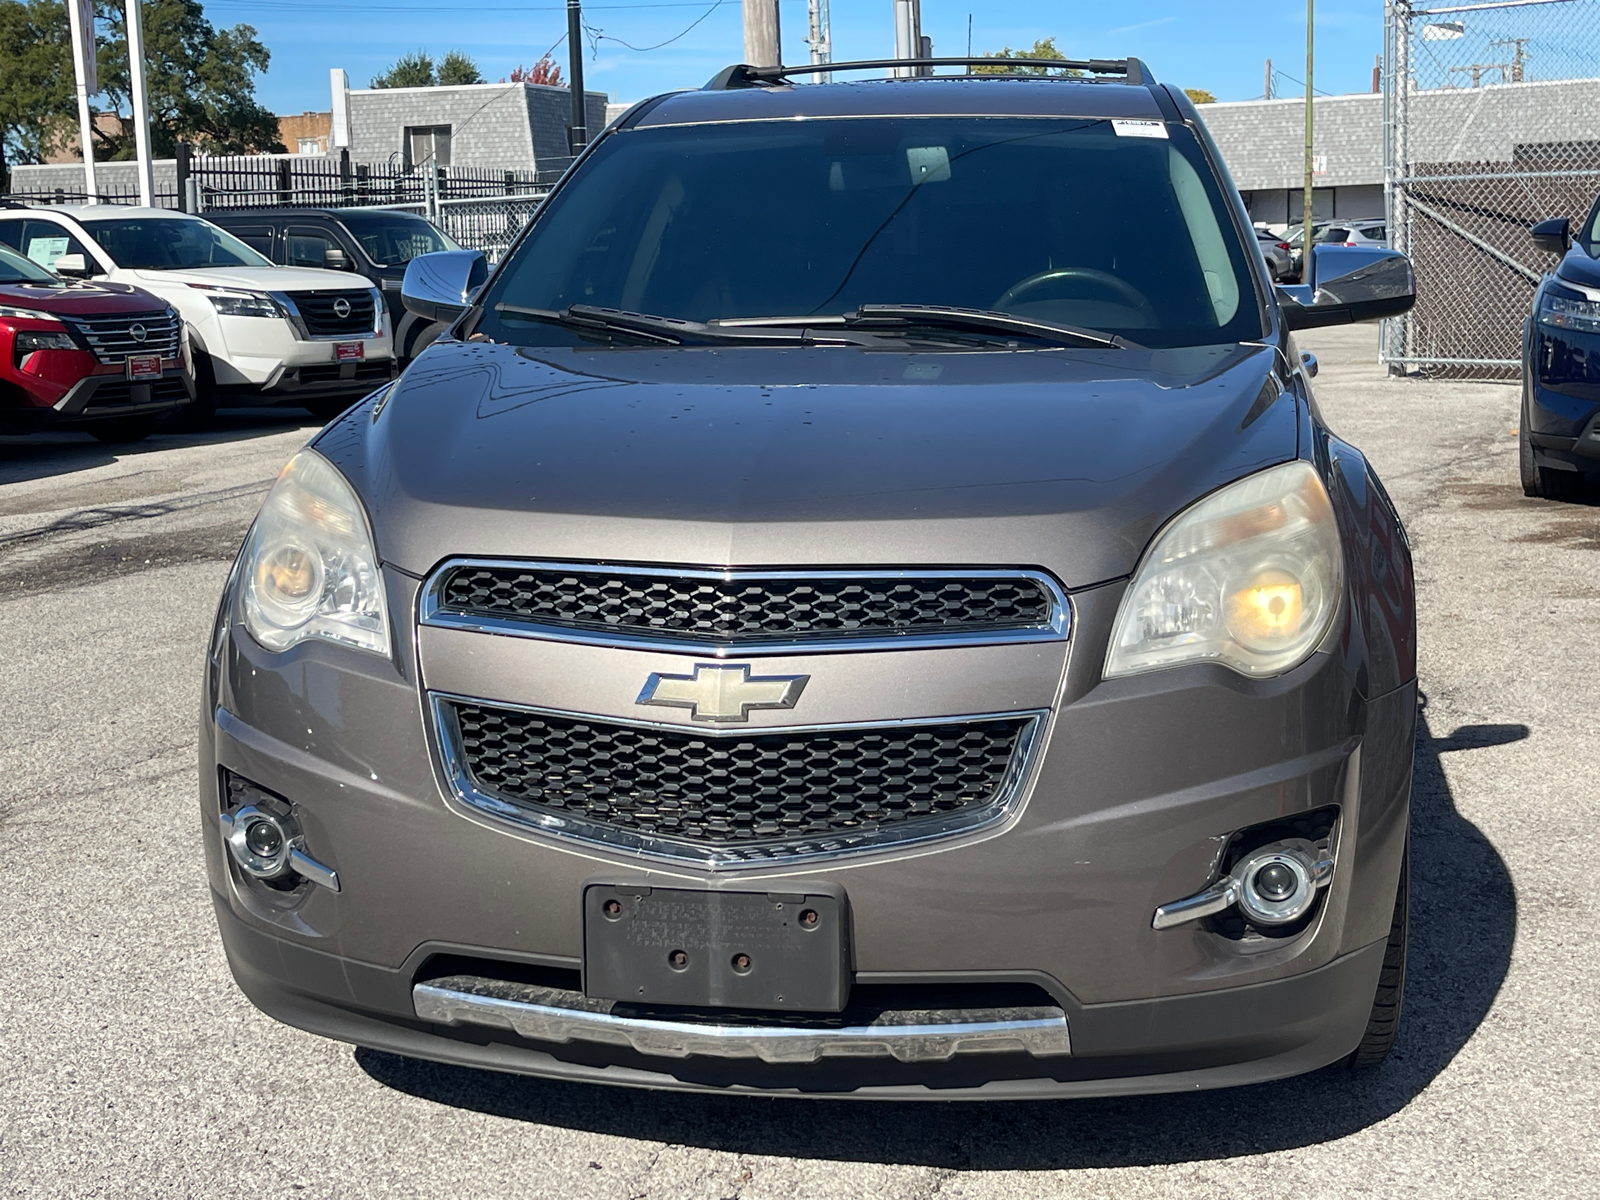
[975,36,1081,77]
[0,0,79,164]
[436,50,482,86]
[0,0,281,165]
[371,49,435,88]
[1184,87,1217,104]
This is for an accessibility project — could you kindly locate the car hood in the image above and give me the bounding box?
[323,339,1299,590]
[122,266,375,292]
[0,278,168,316]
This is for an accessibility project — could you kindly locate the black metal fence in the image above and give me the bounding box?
[181,149,563,210]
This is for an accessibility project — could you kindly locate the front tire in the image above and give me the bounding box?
[1349,840,1408,1068]
[1520,418,1585,501]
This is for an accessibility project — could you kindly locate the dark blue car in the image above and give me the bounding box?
[1524,209,1600,499]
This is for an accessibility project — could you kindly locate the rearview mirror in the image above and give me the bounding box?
[323,248,350,270]
[1276,245,1415,331]
[52,253,91,278]
[1530,217,1571,256]
[401,249,488,322]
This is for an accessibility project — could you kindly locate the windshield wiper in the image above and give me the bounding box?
[846,304,1132,349]
[496,304,810,345]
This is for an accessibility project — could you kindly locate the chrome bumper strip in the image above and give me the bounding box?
[413,977,1072,1064]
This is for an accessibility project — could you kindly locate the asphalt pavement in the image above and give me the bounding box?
[1,330,1595,1198]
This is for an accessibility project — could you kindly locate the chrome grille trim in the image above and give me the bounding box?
[429,692,1048,868]
[64,310,181,364]
[420,559,1072,656]
[275,289,382,340]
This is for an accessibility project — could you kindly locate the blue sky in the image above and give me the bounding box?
[202,0,1384,114]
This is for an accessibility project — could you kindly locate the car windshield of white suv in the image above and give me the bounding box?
[336,212,457,265]
[477,116,1263,351]
[0,244,60,284]
[77,216,271,270]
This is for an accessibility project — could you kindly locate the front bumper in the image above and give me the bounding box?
[200,565,1414,1098]
[204,314,395,398]
[1,362,192,429]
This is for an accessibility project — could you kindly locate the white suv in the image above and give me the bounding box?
[0,206,395,420]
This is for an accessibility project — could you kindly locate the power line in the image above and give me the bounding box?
[579,0,728,54]
[1271,68,1335,97]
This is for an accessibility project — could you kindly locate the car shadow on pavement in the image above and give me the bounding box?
[0,408,320,488]
[356,706,1518,1169]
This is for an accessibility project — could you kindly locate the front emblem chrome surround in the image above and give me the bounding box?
[128,322,147,343]
[418,559,1072,657]
[427,692,1048,869]
[636,663,808,723]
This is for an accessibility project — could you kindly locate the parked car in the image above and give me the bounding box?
[0,242,190,441]
[1253,226,1293,281]
[1522,210,1600,498]
[0,205,394,422]
[1286,220,1388,282]
[201,206,461,363]
[202,58,1419,1100]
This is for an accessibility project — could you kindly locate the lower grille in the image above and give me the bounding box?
[82,376,188,409]
[436,697,1040,865]
[288,290,377,338]
[297,361,393,385]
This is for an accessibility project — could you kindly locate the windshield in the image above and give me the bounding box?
[477,117,1261,350]
[0,244,59,284]
[78,216,271,270]
[337,212,457,265]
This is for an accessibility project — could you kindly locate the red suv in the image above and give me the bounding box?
[1,243,191,441]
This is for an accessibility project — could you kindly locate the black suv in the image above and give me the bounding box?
[202,206,458,362]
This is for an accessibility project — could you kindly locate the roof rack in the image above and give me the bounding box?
[705,57,1151,91]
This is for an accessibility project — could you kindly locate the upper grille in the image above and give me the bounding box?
[429,563,1063,650]
[438,698,1037,864]
[288,289,377,337]
[66,310,180,364]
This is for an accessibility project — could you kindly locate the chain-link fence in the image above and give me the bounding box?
[1382,0,1600,377]
[375,195,548,262]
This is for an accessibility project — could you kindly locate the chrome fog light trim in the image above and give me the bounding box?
[1152,837,1332,931]
[220,806,341,892]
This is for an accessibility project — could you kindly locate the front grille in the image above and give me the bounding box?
[66,310,180,364]
[288,289,377,337]
[82,376,188,410]
[439,699,1036,863]
[431,563,1061,649]
[297,361,393,385]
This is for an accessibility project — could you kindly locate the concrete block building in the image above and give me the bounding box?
[1203,77,1600,226]
[333,71,609,172]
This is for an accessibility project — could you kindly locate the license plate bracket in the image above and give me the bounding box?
[583,884,850,1012]
[126,354,161,380]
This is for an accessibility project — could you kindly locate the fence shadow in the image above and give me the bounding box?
[357,707,1516,1170]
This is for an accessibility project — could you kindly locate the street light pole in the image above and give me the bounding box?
[125,0,155,207]
[66,0,99,203]
[566,0,587,156]
[1302,0,1315,277]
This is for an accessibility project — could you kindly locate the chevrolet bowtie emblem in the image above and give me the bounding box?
[636,664,809,723]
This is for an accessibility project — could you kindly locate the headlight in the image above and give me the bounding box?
[192,286,281,318]
[1105,460,1343,679]
[0,305,62,322]
[15,330,79,351]
[1538,286,1600,334]
[240,450,390,657]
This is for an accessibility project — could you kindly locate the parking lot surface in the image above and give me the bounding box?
[2,329,1596,1198]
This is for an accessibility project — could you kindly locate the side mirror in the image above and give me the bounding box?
[1530,217,1571,256]
[401,249,488,322]
[1277,245,1416,331]
[53,253,92,278]
[323,247,350,270]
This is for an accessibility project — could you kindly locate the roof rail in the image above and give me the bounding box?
[705,57,1151,91]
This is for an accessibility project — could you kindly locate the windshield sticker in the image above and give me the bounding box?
[26,236,69,268]
[1112,120,1169,139]
[906,146,952,184]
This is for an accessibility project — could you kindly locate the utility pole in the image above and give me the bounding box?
[806,0,832,82]
[125,0,155,207]
[1302,0,1315,275]
[892,0,921,78]
[66,0,99,203]
[566,0,587,155]
[742,0,781,68]
[1264,57,1272,100]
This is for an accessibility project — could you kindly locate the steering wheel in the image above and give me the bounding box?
[993,268,1157,322]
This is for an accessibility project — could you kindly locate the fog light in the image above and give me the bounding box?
[244,817,284,860]
[1235,846,1322,926]
[225,805,293,878]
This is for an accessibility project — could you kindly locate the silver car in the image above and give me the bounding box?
[201,56,1419,1100]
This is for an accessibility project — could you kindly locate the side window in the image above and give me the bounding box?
[0,221,20,250]
[286,226,337,269]
[19,220,99,273]
[230,225,278,260]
